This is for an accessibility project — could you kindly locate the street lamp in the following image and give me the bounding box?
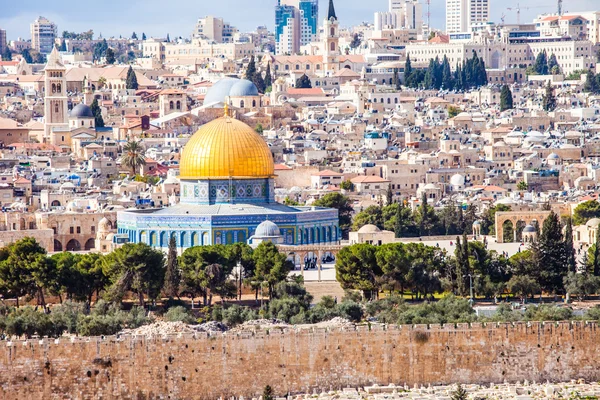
[467,274,480,307]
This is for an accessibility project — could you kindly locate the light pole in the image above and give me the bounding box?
[468,274,474,307]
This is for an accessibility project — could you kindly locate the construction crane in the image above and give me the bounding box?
[506,4,552,25]
[500,13,506,25]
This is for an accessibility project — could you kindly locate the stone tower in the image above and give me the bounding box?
[323,0,340,74]
[43,47,69,142]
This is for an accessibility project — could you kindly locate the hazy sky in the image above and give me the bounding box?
[0,0,597,40]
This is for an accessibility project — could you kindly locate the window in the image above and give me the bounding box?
[70,227,74,234]
[76,227,81,234]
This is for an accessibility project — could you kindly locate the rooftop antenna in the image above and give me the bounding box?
[557,0,562,15]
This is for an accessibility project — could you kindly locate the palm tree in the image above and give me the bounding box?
[121,140,146,176]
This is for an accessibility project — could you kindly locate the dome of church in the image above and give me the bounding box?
[179,115,274,180]
[203,78,258,105]
[450,174,465,186]
[98,217,112,233]
[523,224,536,233]
[255,220,281,238]
[69,103,94,118]
[203,78,240,105]
[229,79,259,97]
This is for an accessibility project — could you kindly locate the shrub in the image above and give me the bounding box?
[337,301,363,322]
[164,306,195,324]
[222,305,257,327]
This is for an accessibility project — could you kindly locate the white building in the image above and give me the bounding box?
[446,0,489,33]
[192,16,238,43]
[30,16,57,54]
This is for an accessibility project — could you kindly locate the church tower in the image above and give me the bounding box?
[323,0,340,74]
[43,47,69,143]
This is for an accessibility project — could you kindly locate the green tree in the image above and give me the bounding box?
[105,48,115,64]
[441,55,453,89]
[417,192,438,236]
[142,33,147,40]
[263,385,274,400]
[126,66,139,90]
[253,72,266,93]
[90,98,105,128]
[583,70,600,94]
[404,54,412,83]
[21,49,33,63]
[563,272,600,301]
[500,84,513,111]
[121,140,146,175]
[564,218,576,273]
[163,236,180,299]
[0,238,48,306]
[573,200,600,226]
[447,105,460,118]
[547,53,559,74]
[534,51,548,75]
[336,243,380,299]
[352,205,382,231]
[350,33,361,49]
[508,275,540,302]
[295,74,312,89]
[131,32,138,40]
[516,181,528,191]
[102,243,165,306]
[59,40,67,52]
[264,62,272,89]
[313,193,353,238]
[451,384,468,400]
[252,242,293,300]
[533,211,567,294]
[376,243,410,295]
[339,180,354,191]
[179,245,234,305]
[2,47,12,61]
[542,81,556,112]
[245,55,256,81]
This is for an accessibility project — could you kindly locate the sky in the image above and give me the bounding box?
[0,0,597,41]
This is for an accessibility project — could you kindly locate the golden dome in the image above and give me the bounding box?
[180,116,275,180]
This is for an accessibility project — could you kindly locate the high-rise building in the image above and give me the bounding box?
[383,0,423,32]
[445,0,489,33]
[275,0,318,55]
[192,16,238,43]
[0,29,7,57]
[31,16,57,54]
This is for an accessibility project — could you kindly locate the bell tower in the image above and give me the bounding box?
[323,0,340,74]
[43,47,69,142]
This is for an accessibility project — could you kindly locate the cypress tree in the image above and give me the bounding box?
[542,81,556,111]
[253,72,265,94]
[499,84,513,111]
[90,98,105,128]
[404,54,413,83]
[535,211,567,294]
[126,66,139,90]
[142,33,147,40]
[2,47,12,61]
[441,55,452,89]
[394,202,402,238]
[564,218,576,273]
[548,53,559,74]
[245,55,256,82]
[264,62,272,89]
[163,235,181,299]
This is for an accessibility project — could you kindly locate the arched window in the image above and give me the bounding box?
[54,103,59,113]
[57,84,61,93]
[240,100,245,108]
[52,83,56,93]
[252,100,256,107]
[330,27,335,36]
[169,101,174,110]
[330,42,335,52]
[176,101,181,110]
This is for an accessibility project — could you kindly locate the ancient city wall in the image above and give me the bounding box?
[1,322,600,400]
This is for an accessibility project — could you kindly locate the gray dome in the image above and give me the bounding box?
[473,220,481,226]
[547,152,560,160]
[229,79,259,97]
[203,78,240,105]
[523,224,536,233]
[255,220,281,238]
[69,103,94,118]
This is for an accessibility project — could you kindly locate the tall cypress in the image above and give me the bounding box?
[264,62,272,88]
[500,85,513,111]
[245,55,256,82]
[126,66,138,90]
[564,218,576,273]
[163,235,181,299]
[534,211,567,294]
[404,54,413,83]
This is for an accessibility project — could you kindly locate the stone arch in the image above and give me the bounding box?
[140,231,147,243]
[502,220,514,243]
[515,220,526,243]
[202,232,208,245]
[51,200,61,207]
[66,239,81,251]
[495,211,552,243]
[84,238,95,250]
[191,232,199,246]
[54,239,62,252]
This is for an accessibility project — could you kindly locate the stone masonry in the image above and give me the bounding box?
[1,322,600,399]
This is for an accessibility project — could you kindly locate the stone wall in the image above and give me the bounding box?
[1,322,600,399]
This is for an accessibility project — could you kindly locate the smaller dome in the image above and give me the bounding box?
[69,103,94,118]
[255,220,281,238]
[523,224,536,233]
[450,174,465,186]
[493,140,507,147]
[229,79,259,97]
[547,153,560,160]
[98,217,112,232]
[586,218,600,227]
[473,220,481,226]
[423,183,439,190]
[358,224,381,233]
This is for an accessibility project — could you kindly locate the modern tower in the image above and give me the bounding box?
[31,16,57,54]
[275,0,318,55]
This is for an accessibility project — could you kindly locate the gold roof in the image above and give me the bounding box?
[179,115,275,180]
